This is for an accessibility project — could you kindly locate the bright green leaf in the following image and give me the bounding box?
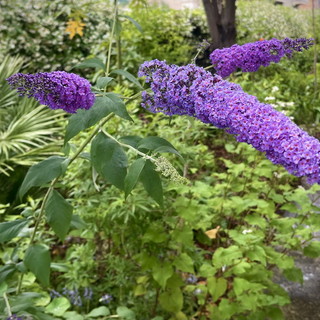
[207,277,227,302]
[116,306,136,320]
[152,262,173,289]
[173,253,194,273]
[45,189,73,241]
[46,297,71,316]
[159,287,183,313]
[87,306,110,317]
[24,244,51,287]
[303,241,320,258]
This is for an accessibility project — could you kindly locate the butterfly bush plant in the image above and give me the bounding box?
[1,3,320,318]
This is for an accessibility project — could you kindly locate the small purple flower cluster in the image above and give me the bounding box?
[210,38,313,78]
[139,60,320,184]
[7,71,95,113]
[99,293,113,304]
[6,315,24,320]
[50,287,93,307]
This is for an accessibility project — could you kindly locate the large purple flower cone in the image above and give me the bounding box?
[139,60,320,184]
[7,71,95,113]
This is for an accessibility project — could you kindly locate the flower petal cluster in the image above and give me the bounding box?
[210,38,313,78]
[139,60,320,184]
[7,71,95,113]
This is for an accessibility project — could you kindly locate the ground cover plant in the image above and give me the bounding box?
[0,1,320,320]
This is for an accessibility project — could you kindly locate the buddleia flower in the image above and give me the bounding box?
[7,71,95,113]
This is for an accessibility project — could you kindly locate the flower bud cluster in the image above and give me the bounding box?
[210,38,313,78]
[7,71,95,113]
[139,60,320,184]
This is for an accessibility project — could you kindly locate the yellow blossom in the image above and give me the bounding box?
[65,20,85,39]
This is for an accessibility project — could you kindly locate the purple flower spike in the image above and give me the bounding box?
[210,38,314,78]
[7,71,95,113]
[139,60,320,184]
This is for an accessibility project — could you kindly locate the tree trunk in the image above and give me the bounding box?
[202,0,237,50]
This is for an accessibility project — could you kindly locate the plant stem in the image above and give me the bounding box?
[106,0,118,76]
[3,292,12,316]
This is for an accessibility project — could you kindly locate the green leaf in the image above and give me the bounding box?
[24,244,51,287]
[64,97,114,143]
[207,277,227,302]
[159,287,183,313]
[46,297,71,316]
[119,14,142,32]
[74,57,105,71]
[152,262,173,289]
[19,156,66,199]
[124,158,146,197]
[105,93,133,121]
[70,215,87,229]
[119,135,142,148]
[45,190,73,241]
[303,241,320,258]
[0,264,16,283]
[283,267,303,284]
[212,245,243,269]
[91,132,128,190]
[0,219,28,243]
[137,136,180,156]
[116,306,136,320]
[87,306,110,317]
[139,160,163,207]
[96,76,114,89]
[63,311,84,320]
[110,69,143,89]
[173,253,194,273]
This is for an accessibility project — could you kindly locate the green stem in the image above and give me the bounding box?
[106,0,118,76]
[3,292,12,316]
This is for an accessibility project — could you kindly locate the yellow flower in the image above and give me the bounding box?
[65,20,85,39]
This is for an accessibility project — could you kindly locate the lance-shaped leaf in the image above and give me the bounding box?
[0,219,29,243]
[105,93,133,121]
[96,76,114,89]
[119,15,142,32]
[137,136,181,156]
[124,158,146,198]
[19,156,66,199]
[110,69,143,89]
[45,190,73,241]
[140,160,163,207]
[73,57,106,71]
[91,132,128,190]
[24,244,51,287]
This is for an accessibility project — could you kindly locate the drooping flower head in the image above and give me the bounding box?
[7,71,95,113]
[210,38,314,78]
[139,60,320,184]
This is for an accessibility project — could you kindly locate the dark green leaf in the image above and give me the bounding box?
[0,264,16,283]
[137,136,180,156]
[96,76,114,89]
[110,69,143,89]
[64,97,115,143]
[119,135,142,148]
[124,158,146,198]
[0,219,28,243]
[140,160,163,207]
[119,15,142,32]
[19,156,66,199]
[105,93,133,121]
[91,132,128,190]
[45,190,73,241]
[24,244,51,287]
[73,57,105,71]
[283,267,303,284]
